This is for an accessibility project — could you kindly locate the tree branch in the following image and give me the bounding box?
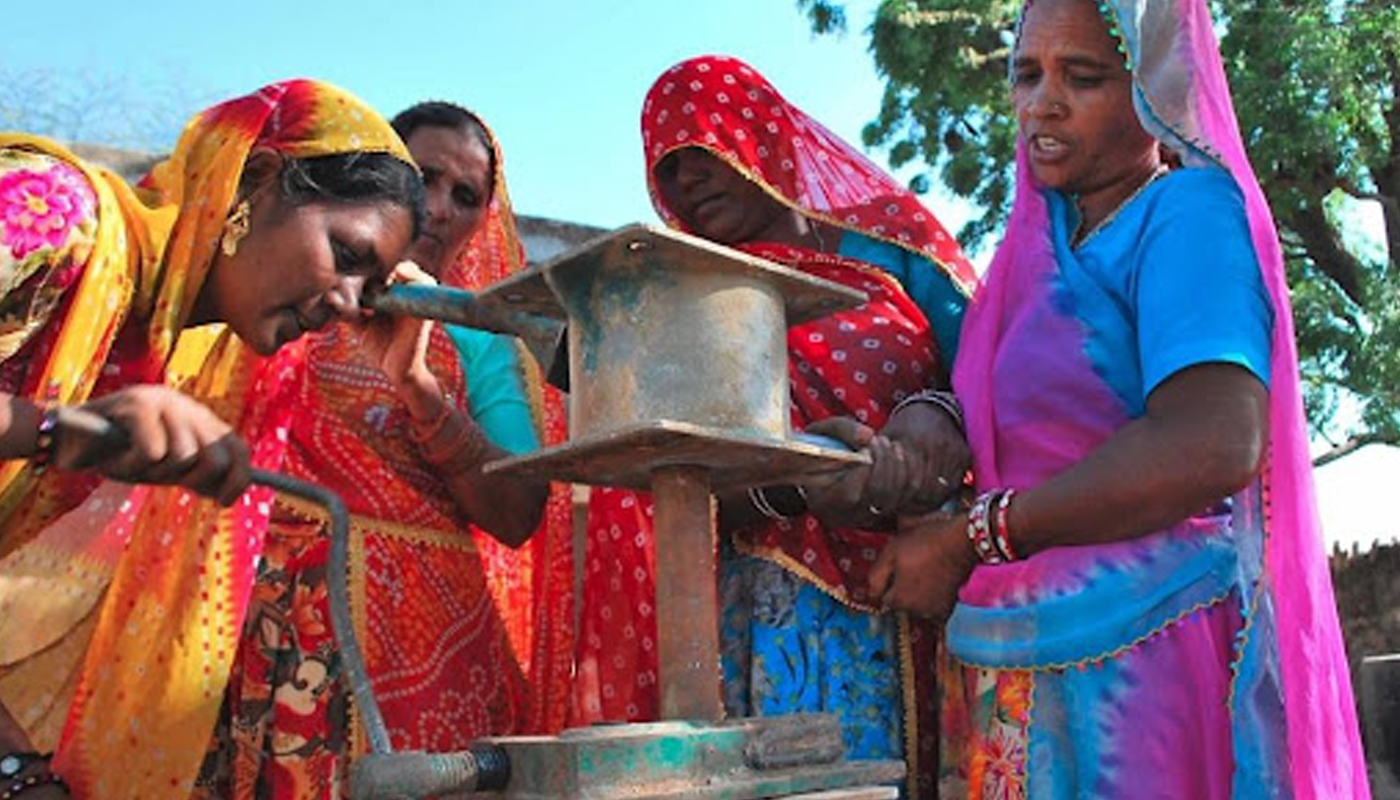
[1286,203,1368,304]
[1313,432,1400,467]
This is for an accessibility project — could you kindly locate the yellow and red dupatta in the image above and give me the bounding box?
[0,79,413,800]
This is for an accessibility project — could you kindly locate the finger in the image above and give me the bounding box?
[181,431,235,501]
[804,416,875,450]
[865,436,908,513]
[388,260,438,286]
[141,405,203,484]
[102,408,170,482]
[869,544,897,602]
[213,434,253,507]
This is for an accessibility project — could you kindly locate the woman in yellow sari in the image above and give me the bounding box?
[0,79,423,800]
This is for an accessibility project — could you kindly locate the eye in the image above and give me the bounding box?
[332,240,371,276]
[452,185,481,210]
[1068,72,1106,88]
[655,154,680,183]
[1011,67,1041,87]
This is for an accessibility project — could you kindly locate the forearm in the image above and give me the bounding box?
[440,447,548,548]
[1006,365,1268,557]
[0,395,43,461]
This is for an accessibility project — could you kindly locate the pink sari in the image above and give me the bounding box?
[948,1,1368,797]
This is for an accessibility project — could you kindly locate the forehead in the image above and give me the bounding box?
[406,126,491,180]
[1018,0,1118,59]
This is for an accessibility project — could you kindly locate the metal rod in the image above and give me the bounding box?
[651,465,724,721]
[366,284,565,384]
[251,469,392,755]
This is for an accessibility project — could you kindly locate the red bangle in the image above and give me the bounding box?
[32,407,59,468]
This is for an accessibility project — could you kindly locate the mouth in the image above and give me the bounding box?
[690,193,726,222]
[1028,133,1070,161]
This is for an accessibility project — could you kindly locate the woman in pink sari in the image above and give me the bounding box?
[874,0,1369,797]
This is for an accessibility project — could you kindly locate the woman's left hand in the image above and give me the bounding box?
[869,511,977,622]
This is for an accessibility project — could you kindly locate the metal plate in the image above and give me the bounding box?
[478,224,867,326]
[483,420,869,491]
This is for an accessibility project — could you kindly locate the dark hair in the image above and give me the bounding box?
[277,152,427,239]
[391,101,497,199]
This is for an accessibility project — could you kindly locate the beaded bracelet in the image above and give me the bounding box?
[891,389,965,434]
[1,772,66,800]
[966,489,1020,565]
[992,489,1019,562]
[31,408,59,469]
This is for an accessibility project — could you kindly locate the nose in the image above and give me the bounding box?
[324,274,369,320]
[672,149,713,193]
[1025,81,1067,119]
[425,182,451,225]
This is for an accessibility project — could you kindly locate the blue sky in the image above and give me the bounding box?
[4,0,978,233]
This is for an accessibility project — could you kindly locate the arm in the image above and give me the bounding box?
[872,362,1267,620]
[366,263,547,547]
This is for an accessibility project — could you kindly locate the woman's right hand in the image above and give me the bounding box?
[55,385,252,506]
[799,416,918,529]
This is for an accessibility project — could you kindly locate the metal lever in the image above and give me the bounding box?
[59,414,391,750]
[366,284,569,390]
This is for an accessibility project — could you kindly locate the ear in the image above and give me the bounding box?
[238,147,285,199]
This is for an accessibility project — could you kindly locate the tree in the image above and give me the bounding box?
[798,0,1400,457]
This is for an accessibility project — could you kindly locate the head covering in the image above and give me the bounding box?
[0,79,415,800]
[954,2,1367,796]
[640,54,977,292]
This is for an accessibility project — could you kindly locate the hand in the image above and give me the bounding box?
[55,385,251,506]
[869,511,977,623]
[799,417,883,529]
[879,400,971,514]
[357,261,448,419]
[799,416,923,528]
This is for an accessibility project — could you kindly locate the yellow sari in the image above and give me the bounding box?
[0,79,413,800]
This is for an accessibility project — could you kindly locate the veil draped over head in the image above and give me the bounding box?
[641,54,977,291]
[954,2,1367,796]
[0,80,416,800]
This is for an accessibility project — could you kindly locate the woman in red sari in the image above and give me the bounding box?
[199,102,573,800]
[573,55,976,799]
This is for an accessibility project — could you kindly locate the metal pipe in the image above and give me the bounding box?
[365,284,566,386]
[651,465,724,721]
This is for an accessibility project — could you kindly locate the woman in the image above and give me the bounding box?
[573,55,976,799]
[197,101,574,799]
[0,80,423,800]
[873,0,1369,797]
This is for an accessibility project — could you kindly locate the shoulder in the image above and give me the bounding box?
[0,147,100,295]
[1142,167,1247,226]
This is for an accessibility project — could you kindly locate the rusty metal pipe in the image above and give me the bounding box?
[366,284,566,386]
[651,465,724,721]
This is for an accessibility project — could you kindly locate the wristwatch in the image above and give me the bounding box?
[0,752,41,780]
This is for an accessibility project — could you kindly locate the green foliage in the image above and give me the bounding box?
[797,0,1400,450]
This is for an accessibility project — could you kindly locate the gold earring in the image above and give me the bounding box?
[220,200,252,257]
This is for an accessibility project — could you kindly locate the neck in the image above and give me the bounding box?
[1074,161,1165,240]
[752,210,827,251]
